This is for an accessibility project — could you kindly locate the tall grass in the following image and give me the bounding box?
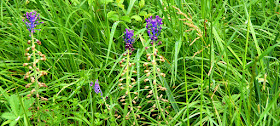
[0,0,279,125]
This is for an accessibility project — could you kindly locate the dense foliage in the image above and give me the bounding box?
[0,0,280,125]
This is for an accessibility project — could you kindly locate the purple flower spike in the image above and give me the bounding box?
[123,29,135,51]
[90,79,103,96]
[145,15,163,43]
[23,11,43,35]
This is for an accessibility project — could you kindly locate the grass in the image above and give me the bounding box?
[0,0,280,125]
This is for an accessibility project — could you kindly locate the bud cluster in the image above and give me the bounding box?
[23,38,48,101]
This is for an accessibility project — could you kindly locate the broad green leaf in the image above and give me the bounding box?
[131,15,142,21]
[139,0,145,8]
[116,0,124,9]
[1,112,16,120]
[8,95,19,116]
[121,16,131,23]
[107,11,119,21]
[139,11,147,16]
[117,3,124,10]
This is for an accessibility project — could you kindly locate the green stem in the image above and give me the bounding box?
[183,42,190,126]
[31,33,40,123]
[152,43,167,123]
[124,49,138,125]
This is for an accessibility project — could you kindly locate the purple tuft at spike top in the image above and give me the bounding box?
[90,79,103,96]
[146,15,163,44]
[23,11,43,35]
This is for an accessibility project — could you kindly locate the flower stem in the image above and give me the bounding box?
[152,43,167,122]
[31,33,40,123]
[124,49,138,125]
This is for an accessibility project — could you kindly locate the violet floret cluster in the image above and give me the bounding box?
[146,15,163,44]
[23,11,43,35]
[123,29,135,52]
[90,79,103,96]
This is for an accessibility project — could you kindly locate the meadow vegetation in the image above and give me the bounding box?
[0,0,280,125]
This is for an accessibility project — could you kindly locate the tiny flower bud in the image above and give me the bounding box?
[23,63,28,66]
[149,90,153,94]
[153,80,156,85]
[25,83,32,88]
[132,82,136,85]
[131,78,135,82]
[157,68,160,72]
[144,78,149,82]
[27,94,31,97]
[27,56,31,61]
[30,77,35,83]
[144,70,149,73]
[31,45,35,50]
[120,87,125,90]
[132,100,136,104]
[24,75,29,79]
[145,47,149,50]
[143,63,148,67]
[41,57,46,61]
[152,60,156,65]
[118,83,122,86]
[146,72,151,77]
[147,101,152,103]
[121,95,126,99]
[37,40,41,45]
[147,56,151,61]
[133,70,137,73]
[27,40,31,44]
[146,95,151,98]
[28,66,32,69]
[155,48,158,53]
[144,86,149,89]
[41,71,47,75]
[160,73,166,77]
[133,92,138,95]
[122,103,127,105]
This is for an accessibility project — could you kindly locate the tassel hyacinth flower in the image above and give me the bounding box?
[143,15,169,123]
[146,16,163,44]
[90,79,103,97]
[118,29,139,125]
[123,29,136,54]
[22,11,46,124]
[23,11,44,35]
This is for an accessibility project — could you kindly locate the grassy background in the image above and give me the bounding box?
[0,0,280,125]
